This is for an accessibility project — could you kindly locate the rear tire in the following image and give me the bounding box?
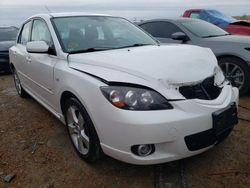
[218,57,250,96]
[64,97,103,163]
[13,68,29,98]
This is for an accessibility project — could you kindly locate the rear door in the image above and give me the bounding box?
[28,18,58,108]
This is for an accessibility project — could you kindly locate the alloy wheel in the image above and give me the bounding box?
[219,62,245,90]
[14,70,22,95]
[66,105,89,155]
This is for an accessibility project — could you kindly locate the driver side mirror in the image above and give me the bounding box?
[26,41,49,53]
[171,32,189,42]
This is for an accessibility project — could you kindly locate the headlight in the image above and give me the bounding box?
[100,86,173,110]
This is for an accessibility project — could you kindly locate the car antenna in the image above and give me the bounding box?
[45,5,52,13]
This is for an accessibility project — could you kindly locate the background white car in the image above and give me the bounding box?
[9,13,239,165]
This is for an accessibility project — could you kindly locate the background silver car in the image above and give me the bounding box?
[139,18,250,95]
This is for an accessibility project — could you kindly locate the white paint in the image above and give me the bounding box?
[9,13,239,164]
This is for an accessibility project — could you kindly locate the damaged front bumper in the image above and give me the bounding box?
[94,84,238,164]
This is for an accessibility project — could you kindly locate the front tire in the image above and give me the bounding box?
[64,98,103,163]
[13,69,29,98]
[218,57,250,96]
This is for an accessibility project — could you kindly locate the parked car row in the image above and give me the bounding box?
[2,10,250,95]
[0,26,18,72]
[9,13,239,165]
[183,9,250,36]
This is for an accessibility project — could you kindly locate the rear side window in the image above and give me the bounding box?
[31,19,52,46]
[190,12,200,19]
[140,22,182,38]
[19,21,32,45]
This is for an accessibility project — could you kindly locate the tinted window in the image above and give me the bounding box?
[0,27,18,41]
[19,21,32,45]
[190,12,200,19]
[31,19,52,45]
[181,20,229,38]
[140,22,182,38]
[52,16,157,53]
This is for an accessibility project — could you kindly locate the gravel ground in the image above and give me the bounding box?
[0,74,249,188]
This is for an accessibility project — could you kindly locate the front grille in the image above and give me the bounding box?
[179,76,221,100]
[184,128,233,151]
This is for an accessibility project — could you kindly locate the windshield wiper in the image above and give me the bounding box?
[68,47,113,54]
[68,44,154,54]
[202,33,231,38]
[117,43,153,49]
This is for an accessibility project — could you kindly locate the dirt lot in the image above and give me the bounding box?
[0,74,249,188]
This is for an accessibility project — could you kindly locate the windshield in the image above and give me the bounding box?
[202,10,236,23]
[181,20,229,38]
[52,16,157,53]
[0,27,18,41]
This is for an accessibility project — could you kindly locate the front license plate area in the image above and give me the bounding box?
[212,103,238,136]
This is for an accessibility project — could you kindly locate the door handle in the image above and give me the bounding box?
[26,56,32,63]
[13,51,17,57]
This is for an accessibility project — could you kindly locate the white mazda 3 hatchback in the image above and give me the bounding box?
[9,13,239,165]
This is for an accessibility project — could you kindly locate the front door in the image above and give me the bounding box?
[27,19,58,108]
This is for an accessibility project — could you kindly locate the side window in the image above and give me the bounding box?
[160,22,182,38]
[19,21,32,45]
[31,19,52,46]
[190,12,200,19]
[140,23,158,37]
[140,22,182,38]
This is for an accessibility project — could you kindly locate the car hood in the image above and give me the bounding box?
[0,41,15,51]
[68,45,218,86]
[204,34,250,44]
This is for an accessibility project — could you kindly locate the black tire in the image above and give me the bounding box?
[218,57,250,96]
[64,97,103,163]
[13,68,29,98]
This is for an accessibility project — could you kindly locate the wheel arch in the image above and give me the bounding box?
[60,90,104,144]
[60,90,79,116]
[216,54,247,64]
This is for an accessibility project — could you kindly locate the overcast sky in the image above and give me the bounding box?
[0,0,250,26]
[1,0,250,6]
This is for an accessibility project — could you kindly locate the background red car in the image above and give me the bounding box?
[183,9,250,36]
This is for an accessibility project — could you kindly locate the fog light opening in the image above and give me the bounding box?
[131,144,155,157]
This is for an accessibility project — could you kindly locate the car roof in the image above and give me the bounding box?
[0,26,18,30]
[139,18,201,25]
[29,12,112,19]
[185,9,220,12]
[185,9,203,12]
